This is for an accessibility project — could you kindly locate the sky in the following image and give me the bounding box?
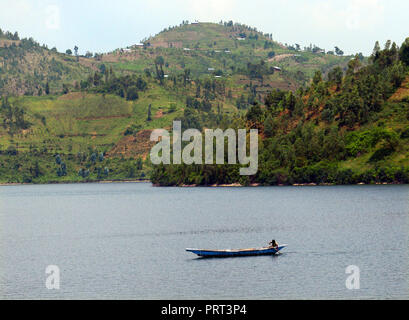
[0,0,408,56]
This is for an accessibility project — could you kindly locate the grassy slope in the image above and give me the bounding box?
[339,78,409,171]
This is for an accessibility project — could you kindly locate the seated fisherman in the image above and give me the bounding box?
[269,239,278,249]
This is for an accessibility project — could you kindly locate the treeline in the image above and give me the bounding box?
[150,38,409,186]
[0,149,148,183]
[61,65,148,101]
[0,29,20,41]
[151,162,409,186]
[0,97,31,134]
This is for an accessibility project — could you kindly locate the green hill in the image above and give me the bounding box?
[103,22,351,89]
[151,39,409,186]
[1,22,407,185]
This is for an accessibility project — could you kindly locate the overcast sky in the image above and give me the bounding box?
[1,0,408,56]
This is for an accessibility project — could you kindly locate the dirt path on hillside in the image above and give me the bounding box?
[268,54,294,62]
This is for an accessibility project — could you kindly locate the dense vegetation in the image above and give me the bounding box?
[0,22,408,185]
[151,39,409,186]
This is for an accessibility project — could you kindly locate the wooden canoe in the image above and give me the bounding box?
[186,245,287,258]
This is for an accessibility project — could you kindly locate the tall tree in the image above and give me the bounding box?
[147,104,152,121]
[62,84,69,94]
[183,69,191,87]
[45,81,50,95]
[74,45,79,61]
[399,37,409,66]
[312,70,322,85]
[154,56,165,84]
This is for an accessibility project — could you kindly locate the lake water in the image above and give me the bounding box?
[0,183,408,299]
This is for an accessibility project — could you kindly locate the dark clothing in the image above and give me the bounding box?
[269,240,278,248]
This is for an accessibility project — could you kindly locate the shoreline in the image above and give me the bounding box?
[0,179,151,186]
[0,180,405,187]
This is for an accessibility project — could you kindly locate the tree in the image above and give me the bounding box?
[196,84,201,98]
[399,37,409,66]
[268,51,275,58]
[372,41,381,55]
[65,49,72,55]
[328,66,343,90]
[346,55,361,76]
[62,84,69,94]
[183,68,191,87]
[74,46,79,61]
[334,46,344,56]
[126,86,139,101]
[136,158,143,170]
[154,56,165,84]
[45,82,50,95]
[147,104,152,121]
[284,91,296,114]
[370,41,381,63]
[264,114,275,138]
[312,70,322,85]
[246,102,263,123]
[55,154,62,165]
[32,161,42,178]
[93,72,102,86]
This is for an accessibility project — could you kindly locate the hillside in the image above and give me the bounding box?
[0,30,96,96]
[151,39,409,186]
[0,22,351,100]
[102,22,351,91]
[0,22,351,98]
[1,22,407,185]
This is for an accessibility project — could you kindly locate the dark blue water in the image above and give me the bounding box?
[0,183,408,299]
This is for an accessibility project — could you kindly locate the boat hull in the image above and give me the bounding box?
[186,245,286,258]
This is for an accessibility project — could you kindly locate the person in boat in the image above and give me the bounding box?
[269,239,278,249]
